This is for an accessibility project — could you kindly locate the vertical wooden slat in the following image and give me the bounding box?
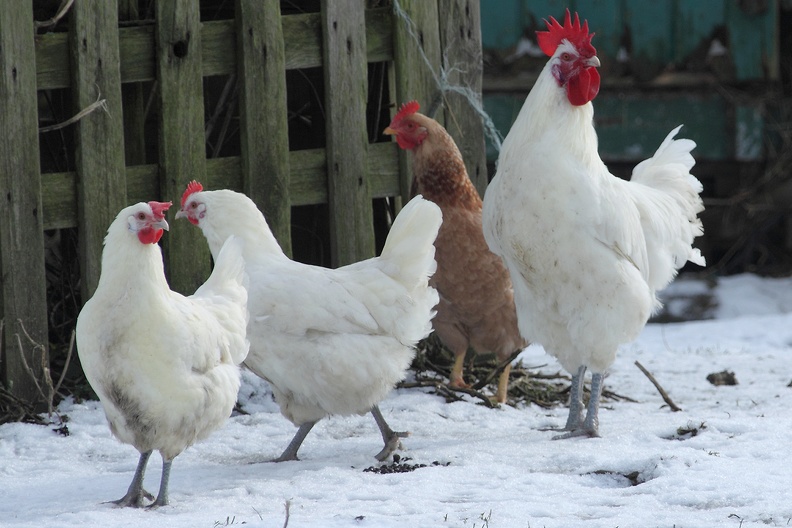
[0,1,48,404]
[236,0,292,256]
[119,0,148,166]
[156,0,209,294]
[322,0,374,266]
[438,0,488,197]
[70,0,128,300]
[391,0,444,202]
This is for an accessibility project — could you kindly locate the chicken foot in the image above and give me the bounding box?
[110,450,155,508]
[553,367,602,439]
[273,421,317,462]
[371,405,409,462]
[448,352,471,389]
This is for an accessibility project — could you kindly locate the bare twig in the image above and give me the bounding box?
[283,499,291,528]
[34,0,75,30]
[635,360,682,412]
[39,96,108,133]
[15,319,54,416]
[399,378,498,408]
[53,330,75,397]
[472,349,522,391]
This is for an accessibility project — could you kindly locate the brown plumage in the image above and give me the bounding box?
[385,101,527,402]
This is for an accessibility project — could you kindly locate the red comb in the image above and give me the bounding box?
[181,180,204,208]
[148,201,172,219]
[393,100,420,123]
[536,9,596,58]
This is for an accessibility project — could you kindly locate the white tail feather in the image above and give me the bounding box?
[628,126,706,292]
[380,195,442,291]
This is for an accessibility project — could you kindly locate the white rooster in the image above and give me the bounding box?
[482,10,705,438]
[76,201,249,507]
[176,183,441,461]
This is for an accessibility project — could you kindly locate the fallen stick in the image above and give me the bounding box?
[635,360,682,412]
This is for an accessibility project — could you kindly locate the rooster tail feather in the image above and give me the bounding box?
[380,195,442,291]
[629,126,706,291]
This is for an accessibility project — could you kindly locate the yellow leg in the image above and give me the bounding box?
[495,363,512,403]
[448,351,469,388]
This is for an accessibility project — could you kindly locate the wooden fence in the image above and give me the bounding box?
[0,0,486,408]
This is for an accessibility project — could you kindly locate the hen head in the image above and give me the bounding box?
[383,101,429,150]
[176,180,206,226]
[537,9,601,106]
[126,201,171,245]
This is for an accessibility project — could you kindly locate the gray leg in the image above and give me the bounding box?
[552,366,587,440]
[371,405,409,462]
[111,450,154,507]
[564,366,586,430]
[149,458,173,508]
[554,369,603,439]
[581,372,603,437]
[274,421,317,462]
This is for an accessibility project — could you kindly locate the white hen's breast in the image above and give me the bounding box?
[77,291,240,460]
[485,138,653,374]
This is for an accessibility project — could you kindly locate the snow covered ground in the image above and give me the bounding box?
[2,273,791,528]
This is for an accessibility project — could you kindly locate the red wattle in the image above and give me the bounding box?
[566,67,600,106]
[138,227,164,245]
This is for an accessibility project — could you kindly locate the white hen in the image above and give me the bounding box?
[482,11,705,438]
[76,201,249,506]
[177,183,441,461]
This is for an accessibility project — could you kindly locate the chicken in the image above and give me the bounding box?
[176,183,441,461]
[384,101,526,403]
[481,11,705,438]
[75,201,249,507]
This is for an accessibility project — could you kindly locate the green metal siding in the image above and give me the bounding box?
[481,0,779,163]
[481,0,779,82]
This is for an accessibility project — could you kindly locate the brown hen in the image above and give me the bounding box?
[384,101,527,403]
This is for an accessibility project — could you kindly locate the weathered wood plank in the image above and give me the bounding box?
[0,1,49,404]
[41,143,401,229]
[438,0,488,196]
[236,0,292,255]
[155,0,210,295]
[70,0,128,300]
[390,0,444,202]
[322,0,374,266]
[35,9,395,90]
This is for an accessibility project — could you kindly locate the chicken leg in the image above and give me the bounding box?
[553,366,602,439]
[111,450,155,508]
[371,405,409,461]
[149,458,173,508]
[274,421,317,462]
[495,363,513,404]
[448,350,470,389]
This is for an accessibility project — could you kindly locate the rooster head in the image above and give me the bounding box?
[126,201,171,245]
[537,9,600,106]
[383,101,429,150]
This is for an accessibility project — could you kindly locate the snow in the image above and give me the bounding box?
[2,273,792,528]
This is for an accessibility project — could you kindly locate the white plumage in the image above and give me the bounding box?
[76,201,249,507]
[482,12,705,437]
[177,186,440,461]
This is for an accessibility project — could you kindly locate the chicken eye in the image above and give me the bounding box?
[191,202,198,209]
[561,52,573,61]
[137,212,146,220]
